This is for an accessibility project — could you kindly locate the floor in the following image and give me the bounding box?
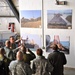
[64,67,75,75]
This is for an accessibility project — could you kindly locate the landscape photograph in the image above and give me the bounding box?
[46,35,70,54]
[47,10,72,29]
[20,10,41,28]
[21,33,42,51]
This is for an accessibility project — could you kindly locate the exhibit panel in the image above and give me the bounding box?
[19,0,75,68]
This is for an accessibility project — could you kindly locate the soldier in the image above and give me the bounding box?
[9,51,32,75]
[32,48,53,75]
[4,40,14,60]
[47,44,67,75]
[0,48,10,75]
[9,36,21,50]
[20,44,36,65]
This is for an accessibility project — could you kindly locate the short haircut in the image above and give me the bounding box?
[9,36,14,39]
[50,44,58,50]
[20,44,26,53]
[5,40,10,45]
[36,48,43,56]
[16,51,23,59]
[0,48,5,54]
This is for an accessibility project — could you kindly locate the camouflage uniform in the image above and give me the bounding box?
[32,56,53,75]
[4,46,14,60]
[23,53,36,65]
[0,55,10,75]
[9,60,32,75]
[23,48,36,65]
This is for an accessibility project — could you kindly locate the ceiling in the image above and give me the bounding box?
[0,0,19,21]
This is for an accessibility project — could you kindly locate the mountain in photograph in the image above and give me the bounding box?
[47,10,72,29]
[21,17,41,28]
[48,13,72,29]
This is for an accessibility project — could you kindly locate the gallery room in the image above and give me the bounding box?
[0,0,75,75]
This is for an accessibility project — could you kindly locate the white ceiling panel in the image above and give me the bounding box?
[0,0,19,16]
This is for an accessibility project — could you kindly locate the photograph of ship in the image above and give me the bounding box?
[46,35,70,54]
[47,10,72,29]
[21,33,42,51]
[20,10,41,28]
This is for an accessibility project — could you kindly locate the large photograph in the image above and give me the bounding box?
[21,33,42,51]
[47,10,72,29]
[46,35,70,54]
[20,10,41,28]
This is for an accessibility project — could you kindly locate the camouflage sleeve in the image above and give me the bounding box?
[9,61,17,71]
[46,60,54,73]
[31,61,36,74]
[26,64,32,75]
[27,49,36,60]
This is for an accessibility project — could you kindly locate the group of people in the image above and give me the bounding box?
[0,36,67,75]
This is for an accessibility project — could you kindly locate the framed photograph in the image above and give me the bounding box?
[47,9,72,29]
[8,23,15,32]
[46,35,70,54]
[20,10,41,28]
[21,33,42,51]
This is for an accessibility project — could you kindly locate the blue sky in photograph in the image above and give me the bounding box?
[47,10,72,14]
[21,33,42,48]
[20,10,41,19]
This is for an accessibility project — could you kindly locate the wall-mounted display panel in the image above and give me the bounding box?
[46,35,70,54]
[47,9,72,29]
[20,10,41,28]
[21,33,42,51]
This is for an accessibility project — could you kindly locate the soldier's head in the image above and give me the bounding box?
[36,48,43,56]
[20,44,26,53]
[0,48,6,56]
[50,44,58,51]
[16,51,23,61]
[9,36,15,43]
[5,40,10,47]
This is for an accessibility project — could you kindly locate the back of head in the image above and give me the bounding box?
[20,44,26,53]
[16,51,23,60]
[36,48,43,56]
[0,48,5,55]
[50,44,58,51]
[5,40,10,47]
[10,36,14,39]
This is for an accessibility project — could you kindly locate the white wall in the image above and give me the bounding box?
[19,0,75,68]
[0,17,20,33]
